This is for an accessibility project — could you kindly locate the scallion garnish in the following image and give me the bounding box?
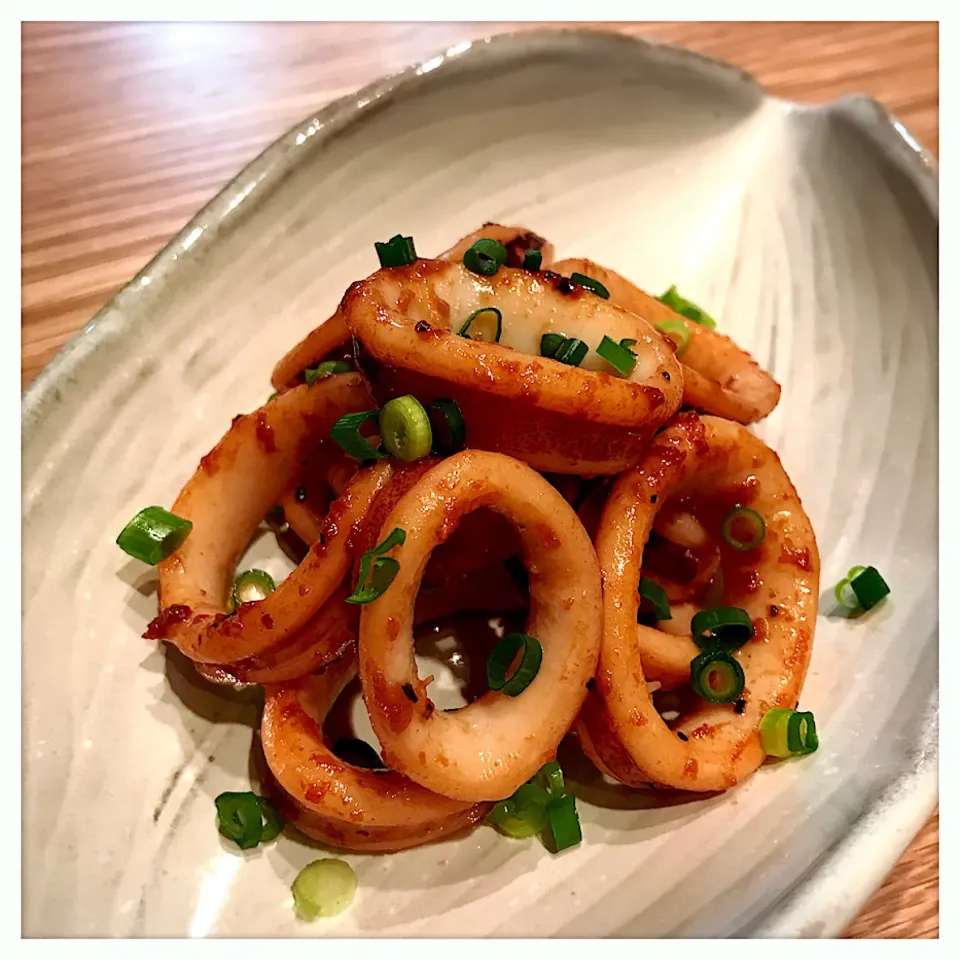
[378,395,432,462]
[540,332,565,358]
[596,334,637,376]
[834,565,889,611]
[214,791,283,850]
[305,359,351,386]
[638,578,672,621]
[375,234,417,268]
[463,238,508,276]
[534,760,565,798]
[759,707,819,758]
[522,249,543,271]
[458,306,502,342]
[553,337,589,367]
[291,858,357,920]
[486,782,550,838]
[690,650,745,703]
[721,506,766,551]
[570,272,610,299]
[656,285,716,329]
[655,318,692,355]
[426,398,466,455]
[330,409,387,461]
[346,527,406,605]
[486,632,542,696]
[231,569,276,610]
[545,793,582,851]
[116,506,193,565]
[487,760,580,851]
[690,607,754,650]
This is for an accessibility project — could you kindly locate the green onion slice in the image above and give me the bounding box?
[759,707,819,758]
[690,607,754,650]
[375,234,417,268]
[291,858,357,921]
[458,306,502,342]
[655,318,692,355]
[540,332,566,358]
[840,565,890,611]
[486,631,543,696]
[546,793,582,851]
[426,398,466,455]
[378,395,432,462]
[116,506,193,565]
[258,797,284,842]
[305,359,352,386]
[330,409,387,461]
[690,650,745,703]
[638,578,672,621]
[553,337,589,367]
[620,337,638,349]
[570,272,610,299]
[486,782,550,838]
[214,791,283,850]
[522,249,543,271]
[346,527,406,605]
[534,760,565,798]
[596,334,637,377]
[656,285,717,329]
[721,506,766,551]
[231,569,276,610]
[463,238,508,276]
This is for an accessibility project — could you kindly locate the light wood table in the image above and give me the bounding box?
[21,21,939,938]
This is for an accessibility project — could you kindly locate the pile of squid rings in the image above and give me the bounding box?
[142,224,820,854]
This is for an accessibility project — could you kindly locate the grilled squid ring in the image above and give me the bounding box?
[552,258,781,424]
[271,224,552,393]
[578,413,818,792]
[144,375,388,664]
[262,654,490,852]
[357,450,602,802]
[343,260,682,475]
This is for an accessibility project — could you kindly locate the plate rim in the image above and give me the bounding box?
[21,26,940,938]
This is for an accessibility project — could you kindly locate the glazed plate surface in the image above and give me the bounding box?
[22,30,938,937]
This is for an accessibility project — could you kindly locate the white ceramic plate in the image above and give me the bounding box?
[22,29,938,938]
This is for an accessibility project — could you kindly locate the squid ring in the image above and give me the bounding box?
[343,260,683,475]
[261,655,489,852]
[580,413,818,792]
[145,375,387,664]
[552,258,781,424]
[357,450,602,802]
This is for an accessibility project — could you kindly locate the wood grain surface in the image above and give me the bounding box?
[20,21,938,938]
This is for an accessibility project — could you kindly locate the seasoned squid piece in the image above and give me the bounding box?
[262,655,489,852]
[342,260,683,475]
[552,257,781,424]
[271,224,553,392]
[577,413,818,792]
[358,450,602,802]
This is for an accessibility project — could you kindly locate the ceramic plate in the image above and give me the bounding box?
[22,29,938,938]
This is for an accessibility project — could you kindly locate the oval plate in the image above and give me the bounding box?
[22,29,938,937]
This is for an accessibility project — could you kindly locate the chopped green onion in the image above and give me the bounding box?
[553,337,588,367]
[463,238,508,276]
[690,650,745,703]
[346,527,406,605]
[596,334,637,377]
[638,578,672,621]
[540,332,566,358]
[721,506,766,551]
[533,760,565,797]
[655,318,692,355]
[835,565,890,611]
[656,285,716,329]
[620,338,638,349]
[330,409,387,461]
[759,707,819,758]
[378,395,432,462]
[305,359,352,386]
[487,632,542,696]
[215,792,283,849]
[570,272,610,299]
[486,782,550,838]
[291,858,357,921]
[522,249,542,271]
[231,569,276,610]
[458,306,502,342]
[545,793,582,851]
[426,398,466,455]
[690,607,754,650]
[116,506,193,565]
[375,234,417,268]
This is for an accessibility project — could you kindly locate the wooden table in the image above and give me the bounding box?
[21,21,938,937]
